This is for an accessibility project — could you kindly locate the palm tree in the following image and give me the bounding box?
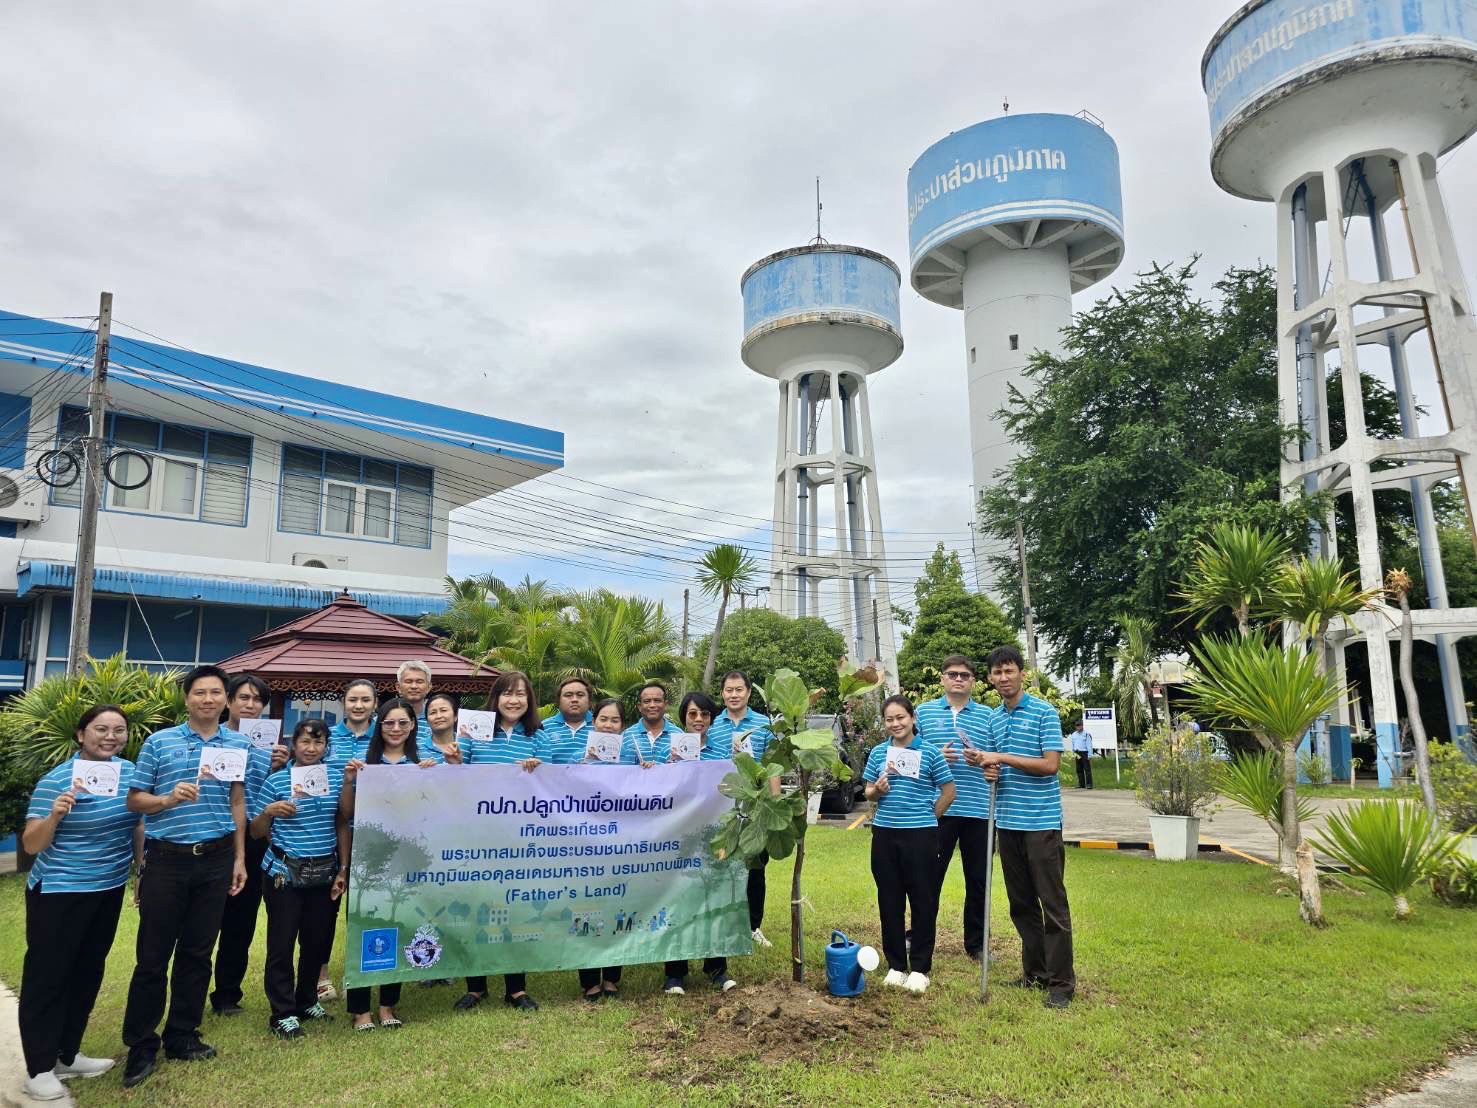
[1386,568,1438,816]
[424,575,572,704]
[696,543,759,689]
[1111,613,1158,735]
[1178,522,1290,638]
[1313,800,1459,919]
[561,590,686,706]
[1184,634,1344,922]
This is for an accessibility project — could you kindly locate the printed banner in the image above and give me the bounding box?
[344,762,750,985]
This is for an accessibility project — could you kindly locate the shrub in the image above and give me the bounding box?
[1218,750,1316,857]
[1134,724,1219,817]
[1429,742,1477,833]
[1312,800,1461,920]
[1430,851,1477,908]
[1298,751,1332,786]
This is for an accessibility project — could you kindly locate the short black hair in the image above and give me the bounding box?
[556,675,593,698]
[181,664,230,696]
[227,673,270,703]
[637,681,668,702]
[940,655,976,676]
[425,690,461,716]
[880,694,918,734]
[290,718,330,745]
[718,670,752,690]
[986,645,1026,673]
[677,690,718,725]
[76,703,128,738]
[592,698,625,728]
[342,678,378,700]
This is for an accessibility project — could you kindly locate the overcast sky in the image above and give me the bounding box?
[4,1,1476,637]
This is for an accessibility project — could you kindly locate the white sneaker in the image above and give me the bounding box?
[23,1071,67,1100]
[316,979,338,1002]
[751,928,772,948]
[54,1052,115,1079]
[903,971,930,993]
[882,969,907,988]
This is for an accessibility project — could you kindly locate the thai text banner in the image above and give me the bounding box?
[344,762,751,985]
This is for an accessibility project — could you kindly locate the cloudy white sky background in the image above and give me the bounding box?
[4,2,1476,640]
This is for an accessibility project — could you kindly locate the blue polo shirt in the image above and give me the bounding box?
[863,738,954,829]
[256,764,345,879]
[422,735,471,765]
[700,728,733,761]
[326,721,371,770]
[916,695,994,820]
[466,722,551,765]
[708,707,772,762]
[245,744,277,820]
[542,712,594,764]
[132,723,251,844]
[988,692,1065,831]
[27,758,140,892]
[620,719,684,765]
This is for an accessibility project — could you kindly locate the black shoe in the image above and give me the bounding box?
[164,1037,217,1062]
[504,993,538,1011]
[1044,990,1072,1009]
[582,989,604,1003]
[122,1048,158,1088]
[966,948,983,963]
[269,1016,305,1040]
[211,1002,244,1017]
[452,992,484,1011]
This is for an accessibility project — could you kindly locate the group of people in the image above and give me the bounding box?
[16,648,1074,1101]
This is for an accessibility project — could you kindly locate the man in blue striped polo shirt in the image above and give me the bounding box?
[971,645,1074,1009]
[709,671,775,946]
[122,665,252,1087]
[396,660,434,746]
[621,681,684,765]
[916,654,994,961]
[543,676,594,764]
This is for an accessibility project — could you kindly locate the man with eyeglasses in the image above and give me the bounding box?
[915,655,994,962]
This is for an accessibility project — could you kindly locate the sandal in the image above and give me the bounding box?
[379,1015,403,1029]
[582,989,603,1003]
[352,1019,375,1032]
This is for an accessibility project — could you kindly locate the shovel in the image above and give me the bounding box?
[980,777,998,1002]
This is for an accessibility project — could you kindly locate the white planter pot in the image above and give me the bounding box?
[1148,814,1200,862]
[806,791,823,825]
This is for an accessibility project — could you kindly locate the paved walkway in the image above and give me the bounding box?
[0,983,74,1108]
[1370,1052,1477,1106]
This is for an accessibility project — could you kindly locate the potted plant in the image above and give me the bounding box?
[1134,724,1219,861]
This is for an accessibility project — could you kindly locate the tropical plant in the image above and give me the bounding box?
[1429,851,1477,908]
[561,589,686,711]
[1429,741,1477,833]
[710,660,882,983]
[1387,568,1438,817]
[1133,724,1219,817]
[696,543,759,689]
[0,653,185,775]
[1297,751,1332,787]
[1312,800,1461,919]
[1179,521,1290,638]
[1111,614,1158,736]
[696,608,846,711]
[1216,751,1318,865]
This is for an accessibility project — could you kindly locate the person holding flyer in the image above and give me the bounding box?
[18,705,143,1101]
[452,670,549,1012]
[249,719,348,1040]
[543,676,594,764]
[121,665,251,1089]
[575,698,627,1001]
[423,692,467,764]
[707,671,775,948]
[862,695,956,995]
[338,699,437,1030]
[395,660,434,744]
[620,682,684,767]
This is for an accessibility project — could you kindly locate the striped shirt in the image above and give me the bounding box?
[987,692,1065,831]
[542,712,594,765]
[465,722,551,765]
[863,738,953,829]
[620,719,684,765]
[700,728,733,761]
[708,707,772,762]
[422,736,470,765]
[326,721,372,770]
[256,764,345,879]
[27,758,140,892]
[245,745,275,820]
[132,723,251,843]
[916,696,994,819]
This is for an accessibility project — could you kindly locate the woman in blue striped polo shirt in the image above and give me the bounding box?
[250,718,347,1040]
[862,695,956,995]
[575,698,628,1002]
[19,704,142,1101]
[422,691,467,765]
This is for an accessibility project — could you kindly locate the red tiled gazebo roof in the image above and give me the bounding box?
[215,592,498,697]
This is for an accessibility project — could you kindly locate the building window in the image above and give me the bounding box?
[1008,334,1020,351]
[278,445,433,548]
[51,407,252,525]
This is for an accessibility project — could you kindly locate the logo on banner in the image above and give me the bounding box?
[405,924,444,969]
[360,927,398,972]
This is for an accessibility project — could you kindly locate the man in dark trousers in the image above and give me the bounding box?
[121,665,250,1087]
[1070,719,1094,789]
[970,645,1074,1009]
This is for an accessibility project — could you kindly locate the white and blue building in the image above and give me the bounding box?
[0,309,564,692]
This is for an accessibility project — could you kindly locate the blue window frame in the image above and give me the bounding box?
[51,406,252,526]
[277,445,433,549]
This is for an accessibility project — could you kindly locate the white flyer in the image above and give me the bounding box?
[239,718,282,751]
[291,764,330,798]
[198,747,248,782]
[671,733,701,762]
[733,730,754,757]
[585,732,622,763]
[885,745,922,780]
[71,758,120,797]
[457,709,498,742]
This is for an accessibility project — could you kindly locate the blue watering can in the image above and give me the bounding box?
[825,930,880,997]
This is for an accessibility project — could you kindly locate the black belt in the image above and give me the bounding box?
[147,833,234,858]
[268,843,336,865]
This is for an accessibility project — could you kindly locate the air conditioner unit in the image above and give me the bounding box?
[0,469,45,522]
[292,552,349,570]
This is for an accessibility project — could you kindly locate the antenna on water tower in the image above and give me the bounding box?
[1003,96,1010,113]
[810,177,827,245]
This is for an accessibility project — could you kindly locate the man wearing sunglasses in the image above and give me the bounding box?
[914,655,994,962]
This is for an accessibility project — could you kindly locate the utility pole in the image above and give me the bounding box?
[738,589,746,611]
[67,292,113,674]
[1014,518,1037,672]
[872,598,882,662]
[681,588,690,657]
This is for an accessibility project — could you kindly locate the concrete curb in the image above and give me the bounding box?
[0,982,76,1108]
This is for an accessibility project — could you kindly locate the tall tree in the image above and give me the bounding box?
[1110,614,1158,737]
[561,589,686,710]
[695,608,847,712]
[913,543,968,608]
[897,580,1019,691]
[977,262,1322,673]
[1179,522,1290,639]
[696,543,759,689]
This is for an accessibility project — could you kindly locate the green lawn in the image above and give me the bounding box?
[1058,753,1136,790]
[3,828,1475,1106]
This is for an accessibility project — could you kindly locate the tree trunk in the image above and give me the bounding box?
[1142,680,1160,728]
[702,590,729,690]
[1393,894,1412,921]
[1295,839,1324,927]
[1236,602,1250,640]
[1397,592,1439,817]
[1279,736,1301,873]
[790,772,809,984]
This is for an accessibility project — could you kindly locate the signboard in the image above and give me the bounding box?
[344,762,750,986]
[1082,707,1118,752]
